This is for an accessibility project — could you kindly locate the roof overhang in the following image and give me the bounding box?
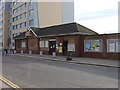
[37,32,94,38]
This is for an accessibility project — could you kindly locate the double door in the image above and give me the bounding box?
[49,41,56,55]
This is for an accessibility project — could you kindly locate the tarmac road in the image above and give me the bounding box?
[2,55,119,88]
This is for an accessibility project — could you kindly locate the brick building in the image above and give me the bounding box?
[14,22,120,60]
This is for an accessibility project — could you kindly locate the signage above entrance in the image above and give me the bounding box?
[49,39,56,41]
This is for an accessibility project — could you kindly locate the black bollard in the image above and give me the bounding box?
[66,51,72,61]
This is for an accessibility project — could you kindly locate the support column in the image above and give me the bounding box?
[15,39,16,50]
[38,38,40,53]
[75,35,84,57]
[102,35,107,59]
[26,38,28,52]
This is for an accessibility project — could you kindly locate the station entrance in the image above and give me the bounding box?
[49,40,56,55]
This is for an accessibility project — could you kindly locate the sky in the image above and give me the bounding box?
[74,0,119,34]
[4,0,119,34]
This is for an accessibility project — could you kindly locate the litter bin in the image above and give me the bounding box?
[66,51,72,61]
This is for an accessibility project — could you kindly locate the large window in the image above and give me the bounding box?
[21,42,26,48]
[84,40,103,52]
[39,41,44,48]
[107,39,120,53]
[45,41,48,48]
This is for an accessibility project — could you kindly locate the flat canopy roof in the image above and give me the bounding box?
[14,22,98,39]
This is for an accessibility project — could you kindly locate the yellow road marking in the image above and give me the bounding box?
[0,76,23,90]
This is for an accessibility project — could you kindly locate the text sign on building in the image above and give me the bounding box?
[107,39,120,53]
[68,43,75,51]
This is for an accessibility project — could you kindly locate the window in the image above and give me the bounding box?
[39,41,44,47]
[13,9,15,14]
[0,28,3,32]
[0,21,3,25]
[13,3,26,14]
[24,22,26,27]
[84,40,103,52]
[20,23,22,28]
[18,24,20,29]
[13,12,26,22]
[29,19,33,26]
[21,22,26,28]
[13,22,26,30]
[16,16,18,20]
[18,15,20,20]
[0,35,3,40]
[45,41,48,48]
[13,1,17,6]
[0,14,3,18]
[13,34,16,37]
[13,17,15,22]
[29,9,33,16]
[0,42,3,46]
[24,12,26,17]
[13,26,15,30]
[21,42,26,48]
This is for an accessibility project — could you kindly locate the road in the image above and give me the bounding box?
[2,55,118,88]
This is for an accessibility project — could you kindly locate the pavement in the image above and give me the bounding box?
[8,53,119,68]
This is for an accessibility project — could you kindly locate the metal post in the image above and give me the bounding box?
[14,50,16,54]
[66,51,72,61]
[21,50,23,54]
[52,52,56,58]
[40,51,43,56]
[29,50,32,55]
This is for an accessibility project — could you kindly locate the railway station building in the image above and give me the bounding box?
[14,22,120,60]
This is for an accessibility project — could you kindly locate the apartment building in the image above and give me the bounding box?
[0,1,12,52]
[12,0,74,49]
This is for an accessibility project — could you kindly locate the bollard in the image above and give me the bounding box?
[14,50,16,54]
[52,52,56,58]
[4,51,6,54]
[8,50,10,54]
[29,50,32,55]
[66,51,72,61]
[21,50,23,54]
[40,51,43,56]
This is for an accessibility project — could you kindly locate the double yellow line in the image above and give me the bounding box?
[0,76,23,90]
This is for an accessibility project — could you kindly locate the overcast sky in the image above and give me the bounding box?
[74,0,119,34]
[6,0,119,34]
